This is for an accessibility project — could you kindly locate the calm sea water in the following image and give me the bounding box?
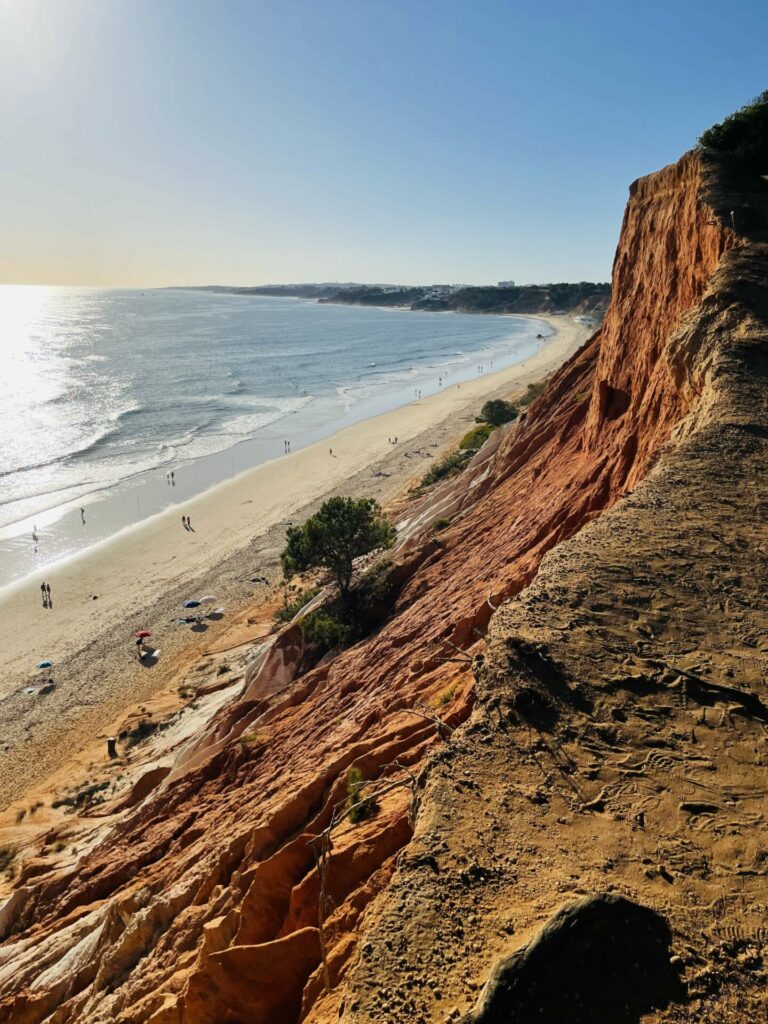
[0,286,549,579]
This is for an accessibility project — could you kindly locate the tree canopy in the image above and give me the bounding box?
[281,496,395,601]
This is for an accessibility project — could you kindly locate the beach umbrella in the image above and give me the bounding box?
[198,596,217,604]
[36,660,53,669]
[135,630,153,639]
[183,599,201,608]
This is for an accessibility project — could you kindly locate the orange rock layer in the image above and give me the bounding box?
[0,150,737,1023]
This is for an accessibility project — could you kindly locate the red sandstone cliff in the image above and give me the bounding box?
[1,148,765,1024]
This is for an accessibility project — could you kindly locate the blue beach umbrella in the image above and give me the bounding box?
[183,599,201,608]
[36,660,54,669]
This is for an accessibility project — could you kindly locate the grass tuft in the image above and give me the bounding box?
[347,767,379,824]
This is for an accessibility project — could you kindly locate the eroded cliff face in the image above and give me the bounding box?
[1,149,764,1024]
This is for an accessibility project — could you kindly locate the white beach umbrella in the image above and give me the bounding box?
[198,595,217,604]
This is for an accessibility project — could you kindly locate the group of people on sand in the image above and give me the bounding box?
[182,515,194,531]
[40,582,53,609]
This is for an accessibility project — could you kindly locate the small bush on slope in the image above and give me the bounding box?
[459,423,495,452]
[347,767,379,824]
[477,398,518,426]
[421,450,469,487]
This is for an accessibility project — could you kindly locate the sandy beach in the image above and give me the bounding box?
[0,315,589,808]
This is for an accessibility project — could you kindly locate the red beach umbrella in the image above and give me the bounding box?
[135,630,153,639]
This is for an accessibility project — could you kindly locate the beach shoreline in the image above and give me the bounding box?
[0,300,552,582]
[0,314,590,808]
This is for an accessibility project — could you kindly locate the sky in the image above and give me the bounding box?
[0,0,766,288]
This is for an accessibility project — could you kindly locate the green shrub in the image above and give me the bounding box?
[434,683,459,708]
[421,450,469,487]
[477,398,518,426]
[433,517,451,532]
[699,91,768,171]
[347,767,379,824]
[519,379,547,406]
[459,423,495,452]
[357,559,395,606]
[298,609,352,653]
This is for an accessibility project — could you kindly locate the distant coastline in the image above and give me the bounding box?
[179,280,611,321]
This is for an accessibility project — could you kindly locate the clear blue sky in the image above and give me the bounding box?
[0,0,765,287]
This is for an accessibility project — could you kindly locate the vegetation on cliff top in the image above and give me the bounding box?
[321,280,610,316]
[192,281,611,317]
[699,90,768,171]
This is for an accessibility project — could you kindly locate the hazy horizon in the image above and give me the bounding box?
[1,0,766,288]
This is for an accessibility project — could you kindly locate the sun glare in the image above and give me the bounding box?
[0,284,55,396]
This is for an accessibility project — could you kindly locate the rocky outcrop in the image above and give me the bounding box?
[1,148,765,1024]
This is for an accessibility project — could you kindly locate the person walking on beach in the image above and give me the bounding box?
[187,515,193,530]
[80,507,85,524]
[40,582,48,608]
[45,582,52,608]
[182,515,188,530]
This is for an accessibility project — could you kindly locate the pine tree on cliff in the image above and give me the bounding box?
[281,496,395,603]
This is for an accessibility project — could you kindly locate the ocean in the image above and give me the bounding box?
[0,286,550,582]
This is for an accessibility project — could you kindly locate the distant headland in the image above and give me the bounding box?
[181,280,611,319]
